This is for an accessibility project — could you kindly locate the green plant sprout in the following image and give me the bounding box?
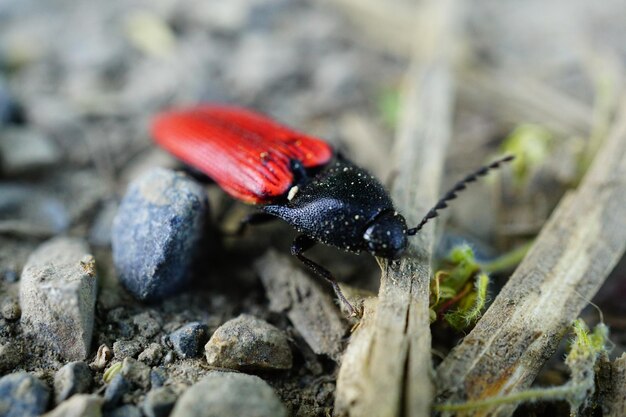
[430,244,489,329]
[500,123,553,187]
[434,319,610,415]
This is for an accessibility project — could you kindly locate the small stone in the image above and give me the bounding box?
[113,340,143,359]
[0,297,20,320]
[162,351,175,365]
[170,372,287,417]
[150,368,166,388]
[104,404,143,417]
[204,314,292,370]
[19,237,98,360]
[0,341,24,372]
[42,394,103,417]
[88,200,118,247]
[112,168,208,301]
[0,372,50,417]
[121,357,151,389]
[0,79,23,125]
[0,185,69,236]
[0,128,61,176]
[170,322,209,359]
[138,343,164,366]
[103,374,130,409]
[142,386,177,417]
[54,361,92,404]
[132,311,162,338]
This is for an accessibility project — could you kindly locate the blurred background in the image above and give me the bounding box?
[1,0,626,416]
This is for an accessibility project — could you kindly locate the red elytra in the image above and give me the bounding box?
[151,105,333,204]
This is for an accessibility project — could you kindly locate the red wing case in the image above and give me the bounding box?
[151,104,333,204]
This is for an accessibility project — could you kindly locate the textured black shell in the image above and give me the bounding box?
[262,159,395,253]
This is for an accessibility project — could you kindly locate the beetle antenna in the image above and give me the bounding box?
[407,155,515,236]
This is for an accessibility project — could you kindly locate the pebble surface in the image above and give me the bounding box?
[169,322,209,359]
[111,168,208,301]
[205,314,293,370]
[0,372,50,417]
[19,237,98,360]
[170,372,287,417]
[42,394,103,417]
[54,361,93,404]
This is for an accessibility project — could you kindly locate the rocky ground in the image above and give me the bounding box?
[2,0,626,417]
[0,0,404,416]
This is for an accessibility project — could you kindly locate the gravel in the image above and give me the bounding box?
[170,372,287,417]
[0,372,50,417]
[42,394,103,417]
[103,374,129,410]
[169,322,209,359]
[54,361,93,404]
[111,168,209,301]
[205,314,293,371]
[0,128,61,176]
[19,237,98,360]
[142,386,177,417]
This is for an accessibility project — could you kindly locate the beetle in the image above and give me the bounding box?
[151,104,513,316]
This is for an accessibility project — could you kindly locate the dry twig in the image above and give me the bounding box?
[334,1,459,415]
[435,102,626,416]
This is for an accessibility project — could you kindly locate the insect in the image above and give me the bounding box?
[151,104,513,316]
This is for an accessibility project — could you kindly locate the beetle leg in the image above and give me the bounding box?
[291,235,359,317]
[234,212,277,236]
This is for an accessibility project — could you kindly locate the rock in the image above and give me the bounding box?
[0,79,23,125]
[104,404,142,417]
[205,314,292,371]
[89,200,118,247]
[121,357,151,389]
[138,343,164,366]
[0,128,61,176]
[19,237,98,360]
[103,374,129,409]
[0,297,20,320]
[149,368,166,388]
[0,185,69,237]
[91,344,112,370]
[113,340,143,359]
[42,394,103,417]
[0,372,50,417]
[112,168,208,301]
[142,386,177,417]
[54,361,92,404]
[0,341,24,372]
[170,372,287,417]
[170,322,208,359]
[131,311,161,338]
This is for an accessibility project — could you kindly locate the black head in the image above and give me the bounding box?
[363,211,408,259]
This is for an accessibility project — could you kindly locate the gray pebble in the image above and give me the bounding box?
[142,386,177,417]
[54,361,92,404]
[150,368,166,388]
[0,185,69,237]
[112,168,208,301]
[121,357,151,389]
[42,394,102,417]
[104,404,143,417]
[0,79,22,125]
[103,374,129,409]
[19,237,98,360]
[0,128,61,176]
[89,200,118,247]
[113,340,143,359]
[170,322,208,359]
[0,372,50,417]
[170,372,287,417]
[132,311,162,338]
[162,351,175,365]
[138,343,164,366]
[205,314,292,370]
[0,297,20,320]
[0,342,24,372]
